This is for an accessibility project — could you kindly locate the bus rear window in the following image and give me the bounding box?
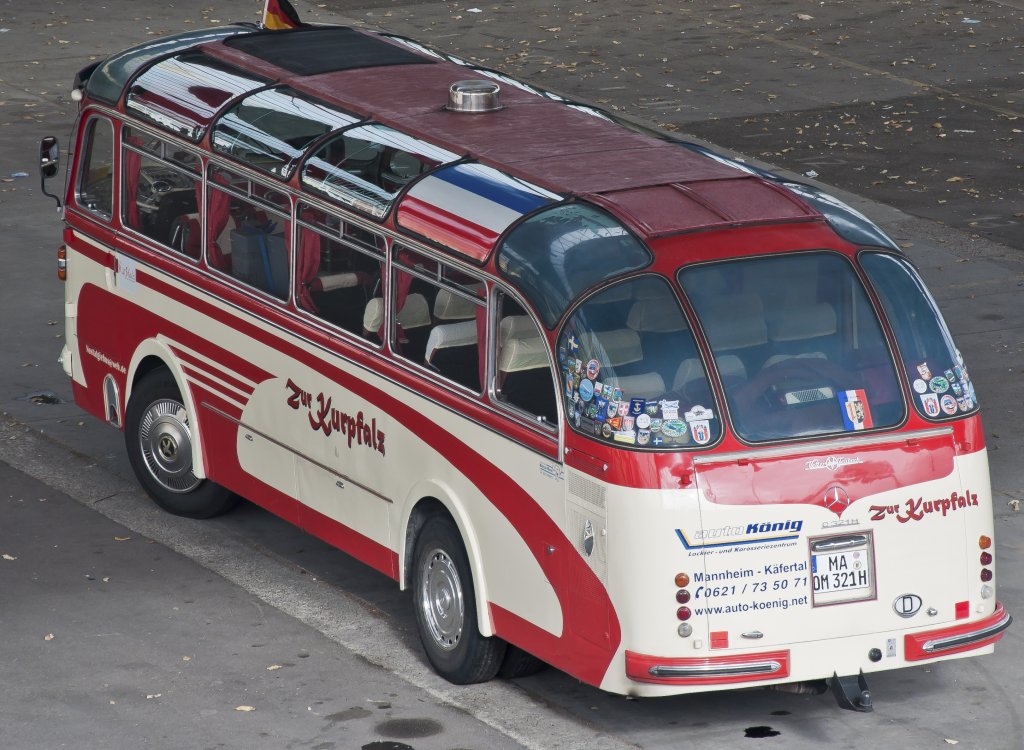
[679,252,904,443]
[861,252,978,419]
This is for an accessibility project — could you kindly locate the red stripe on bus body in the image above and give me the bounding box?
[197,407,398,576]
[76,269,621,680]
[134,263,558,459]
[181,374,245,423]
[69,232,558,460]
[173,346,258,399]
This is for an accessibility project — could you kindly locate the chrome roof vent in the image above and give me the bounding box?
[447,80,502,113]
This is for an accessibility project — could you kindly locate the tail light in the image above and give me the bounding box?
[979,535,993,582]
[57,245,67,281]
[675,572,692,634]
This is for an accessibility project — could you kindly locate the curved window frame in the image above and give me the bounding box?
[300,123,459,220]
[212,86,362,180]
[84,25,253,105]
[497,201,655,330]
[859,250,979,422]
[125,51,270,143]
[556,273,722,451]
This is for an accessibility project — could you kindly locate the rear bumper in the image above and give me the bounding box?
[625,649,790,686]
[625,602,1010,686]
[905,601,1011,661]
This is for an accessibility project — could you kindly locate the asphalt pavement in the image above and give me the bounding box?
[0,456,526,750]
[2,0,1024,748]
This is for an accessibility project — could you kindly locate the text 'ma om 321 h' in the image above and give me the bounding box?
[39,20,1009,706]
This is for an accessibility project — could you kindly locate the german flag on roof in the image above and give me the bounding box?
[262,0,303,30]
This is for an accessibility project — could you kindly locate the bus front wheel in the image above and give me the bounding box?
[124,369,237,519]
[412,515,505,684]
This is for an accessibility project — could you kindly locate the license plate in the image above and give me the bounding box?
[809,532,876,606]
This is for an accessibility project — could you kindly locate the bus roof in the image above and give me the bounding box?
[200,27,817,233]
[90,24,895,264]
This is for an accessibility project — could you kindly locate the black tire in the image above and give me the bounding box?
[498,644,547,679]
[124,369,237,519]
[412,515,506,684]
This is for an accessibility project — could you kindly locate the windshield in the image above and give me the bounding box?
[679,252,904,442]
[558,276,721,448]
[861,252,978,419]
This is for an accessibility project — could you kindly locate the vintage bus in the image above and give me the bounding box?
[40,22,1008,707]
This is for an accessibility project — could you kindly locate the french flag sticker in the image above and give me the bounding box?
[838,389,873,431]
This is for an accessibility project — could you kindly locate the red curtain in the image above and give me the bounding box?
[123,136,143,229]
[387,253,417,345]
[296,218,321,312]
[200,179,232,272]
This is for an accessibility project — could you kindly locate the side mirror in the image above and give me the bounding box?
[39,136,61,207]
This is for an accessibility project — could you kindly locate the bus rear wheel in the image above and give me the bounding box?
[125,369,236,519]
[412,515,505,684]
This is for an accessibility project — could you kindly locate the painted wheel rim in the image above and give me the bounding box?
[138,398,201,493]
[420,548,464,651]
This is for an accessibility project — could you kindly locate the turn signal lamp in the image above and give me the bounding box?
[57,245,67,281]
[674,572,690,588]
[979,535,992,550]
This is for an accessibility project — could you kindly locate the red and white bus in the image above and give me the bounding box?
[41,21,1008,706]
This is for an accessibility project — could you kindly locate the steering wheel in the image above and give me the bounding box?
[731,357,852,437]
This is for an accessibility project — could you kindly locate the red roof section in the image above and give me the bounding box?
[192,27,818,238]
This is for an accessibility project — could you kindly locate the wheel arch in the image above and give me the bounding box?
[126,339,208,478]
[400,483,496,638]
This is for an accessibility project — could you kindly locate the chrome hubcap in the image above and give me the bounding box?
[138,398,200,493]
[420,548,464,651]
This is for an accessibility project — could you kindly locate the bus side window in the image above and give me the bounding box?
[494,293,557,426]
[206,166,291,302]
[296,205,384,343]
[121,128,200,258]
[392,246,485,393]
[77,117,114,219]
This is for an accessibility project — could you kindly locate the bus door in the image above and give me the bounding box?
[690,430,971,651]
